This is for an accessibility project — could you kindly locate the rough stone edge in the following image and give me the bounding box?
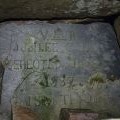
[114,16,120,46]
[0,61,4,104]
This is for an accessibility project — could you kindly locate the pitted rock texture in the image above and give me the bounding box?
[0,0,120,20]
[0,21,120,120]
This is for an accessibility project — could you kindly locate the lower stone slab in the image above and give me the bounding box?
[59,108,99,120]
[0,21,120,120]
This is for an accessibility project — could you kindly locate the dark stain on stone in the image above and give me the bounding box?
[0,61,5,104]
[49,55,60,64]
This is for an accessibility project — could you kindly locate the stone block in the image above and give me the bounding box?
[0,21,120,120]
[0,0,120,20]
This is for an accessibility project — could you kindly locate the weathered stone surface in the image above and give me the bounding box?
[12,105,40,120]
[0,113,10,120]
[114,16,120,45]
[0,21,120,120]
[0,0,120,20]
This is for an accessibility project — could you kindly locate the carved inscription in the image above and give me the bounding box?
[1,22,120,120]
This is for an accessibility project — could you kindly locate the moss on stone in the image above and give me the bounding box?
[89,73,105,85]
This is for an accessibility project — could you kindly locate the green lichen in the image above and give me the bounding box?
[89,73,105,85]
[33,95,53,120]
[35,96,52,107]
[41,96,51,106]
[39,72,49,87]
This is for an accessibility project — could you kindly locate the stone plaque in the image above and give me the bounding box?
[0,21,120,120]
